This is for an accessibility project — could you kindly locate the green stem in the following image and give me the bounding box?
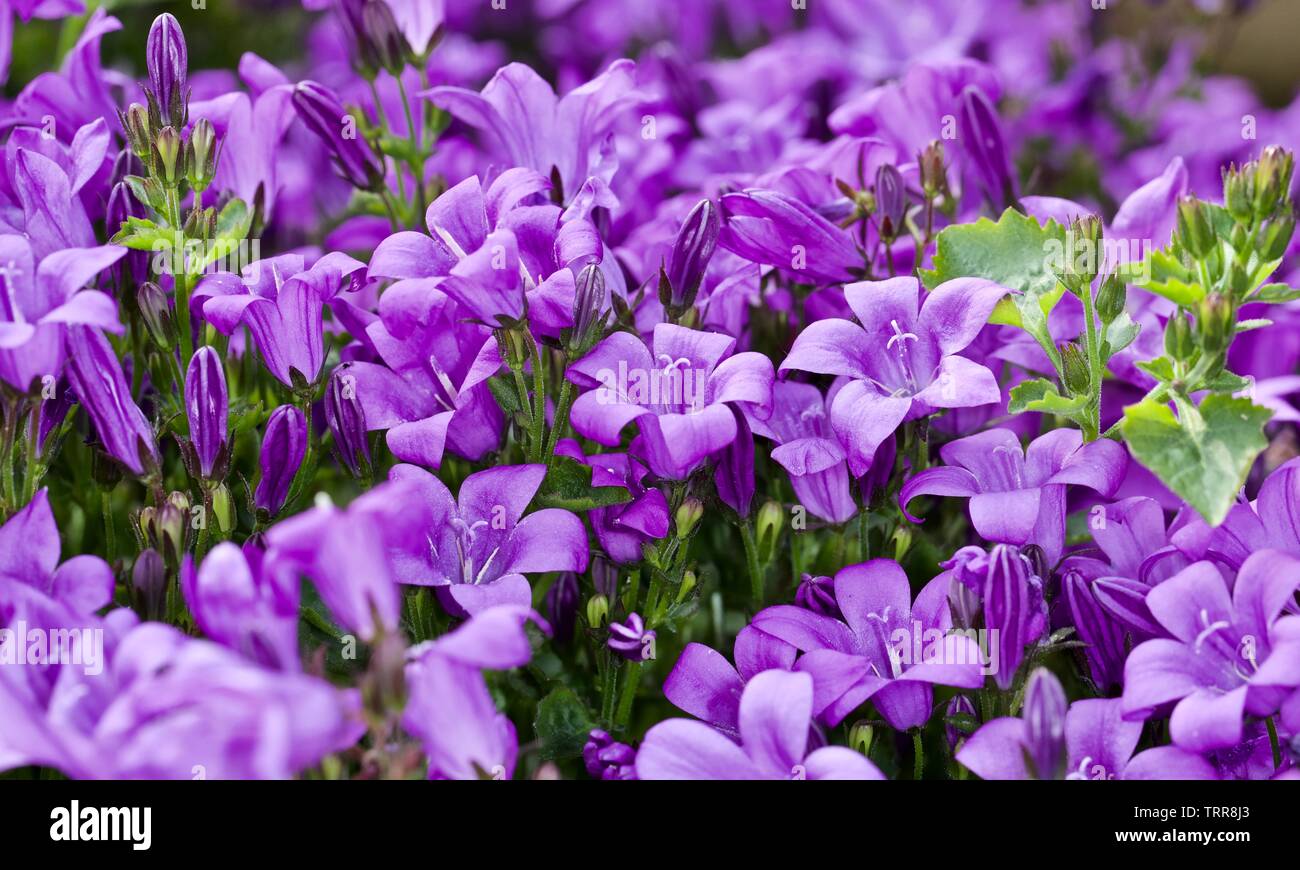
[100,489,116,564]
[395,75,426,219]
[612,661,644,730]
[1266,715,1283,770]
[912,730,926,781]
[526,333,546,462]
[740,521,763,602]
[544,375,575,461]
[165,190,194,365]
[1079,282,1104,441]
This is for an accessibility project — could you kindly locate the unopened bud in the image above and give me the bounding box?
[755,500,783,564]
[132,549,168,621]
[663,198,720,313]
[919,140,947,197]
[153,126,183,186]
[849,721,874,755]
[121,102,153,161]
[1060,342,1090,396]
[1195,292,1234,356]
[187,118,218,192]
[1095,271,1127,323]
[362,0,409,76]
[675,497,704,538]
[1258,213,1295,262]
[137,282,175,351]
[1176,196,1214,259]
[1223,164,1255,224]
[1254,146,1294,218]
[568,263,607,354]
[875,164,906,241]
[1165,313,1195,362]
[586,594,610,628]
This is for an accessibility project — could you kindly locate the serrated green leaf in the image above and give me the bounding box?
[1247,283,1300,304]
[1102,310,1140,359]
[109,216,176,252]
[534,455,633,511]
[1234,318,1272,334]
[534,687,596,760]
[1120,394,1271,525]
[1138,248,1204,306]
[1135,357,1176,383]
[1007,378,1087,418]
[487,374,524,415]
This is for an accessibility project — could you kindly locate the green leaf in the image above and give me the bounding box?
[1138,248,1204,306]
[109,216,176,252]
[919,208,1068,371]
[1101,310,1140,360]
[487,374,524,415]
[1234,318,1272,334]
[534,687,596,760]
[1007,378,1087,419]
[1135,357,1176,383]
[534,455,633,511]
[1247,282,1300,304]
[1201,370,1252,394]
[1120,394,1272,525]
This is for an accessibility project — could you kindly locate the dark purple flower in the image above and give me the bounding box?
[663,198,720,311]
[1063,567,1127,692]
[1022,668,1068,780]
[608,612,655,661]
[583,729,638,780]
[184,347,228,479]
[325,364,371,478]
[545,572,579,645]
[146,13,188,128]
[254,405,307,517]
[980,544,1048,691]
[958,84,1015,208]
[795,573,840,619]
[181,542,300,671]
[713,406,755,516]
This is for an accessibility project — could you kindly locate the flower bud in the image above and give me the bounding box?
[1254,145,1294,218]
[849,720,875,756]
[186,118,218,193]
[568,262,607,354]
[185,347,229,480]
[983,544,1045,691]
[1258,213,1295,262]
[362,0,409,76]
[1176,196,1214,259]
[1065,214,1103,292]
[586,593,610,628]
[607,612,655,661]
[1022,668,1067,780]
[545,572,579,645]
[325,365,370,479]
[136,282,175,352]
[676,569,696,603]
[361,631,408,716]
[211,483,235,535]
[591,556,619,602]
[663,198,720,312]
[1195,292,1234,357]
[1060,342,1090,396]
[292,81,386,190]
[583,729,638,780]
[958,86,1016,208]
[255,405,308,517]
[1095,270,1127,324]
[945,695,977,753]
[150,491,190,568]
[132,548,168,621]
[919,140,948,198]
[1223,164,1255,224]
[153,126,183,187]
[146,13,189,128]
[875,164,906,241]
[675,497,704,539]
[756,500,783,565]
[120,102,154,161]
[1164,312,1195,362]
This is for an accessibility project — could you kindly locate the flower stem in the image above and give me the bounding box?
[912,730,926,781]
[525,332,546,462]
[740,520,763,602]
[1267,715,1283,770]
[1079,280,1104,441]
[544,375,575,462]
[612,661,643,731]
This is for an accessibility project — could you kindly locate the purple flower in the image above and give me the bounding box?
[1063,567,1127,692]
[1168,456,1300,573]
[958,85,1016,208]
[292,81,384,189]
[65,326,159,476]
[0,488,113,616]
[402,605,547,780]
[959,694,1217,780]
[146,13,188,128]
[946,543,1048,690]
[382,463,589,617]
[325,364,371,478]
[901,427,1127,563]
[583,729,637,780]
[254,405,307,517]
[661,626,796,736]
[384,0,444,58]
[181,542,299,671]
[567,323,774,480]
[1062,495,1191,586]
[0,232,125,393]
[713,406,755,516]
[194,252,366,389]
[752,559,986,729]
[1121,552,1300,754]
[555,442,670,565]
[184,347,228,479]
[608,612,655,661]
[663,198,720,311]
[423,60,639,201]
[636,669,885,780]
[795,573,840,619]
[780,276,1009,476]
[749,381,857,524]
[719,188,862,284]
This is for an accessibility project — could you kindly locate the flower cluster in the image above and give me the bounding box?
[1,1,1299,781]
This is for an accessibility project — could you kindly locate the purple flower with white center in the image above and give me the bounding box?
[661,626,796,737]
[567,323,774,481]
[194,252,366,389]
[403,605,548,780]
[900,427,1127,564]
[752,559,986,730]
[608,612,655,661]
[719,188,862,285]
[184,347,228,480]
[749,380,857,524]
[959,693,1217,781]
[555,441,670,565]
[340,281,503,470]
[780,276,1010,477]
[254,405,307,517]
[181,542,300,672]
[423,59,639,202]
[65,326,159,476]
[0,233,125,393]
[636,669,885,780]
[583,729,637,780]
[381,463,589,617]
[1121,551,1300,754]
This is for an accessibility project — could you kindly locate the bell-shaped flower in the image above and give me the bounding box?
[567,323,774,480]
[65,326,159,476]
[555,441,670,565]
[781,276,1008,477]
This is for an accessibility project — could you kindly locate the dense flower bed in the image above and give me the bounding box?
[1,0,1299,780]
